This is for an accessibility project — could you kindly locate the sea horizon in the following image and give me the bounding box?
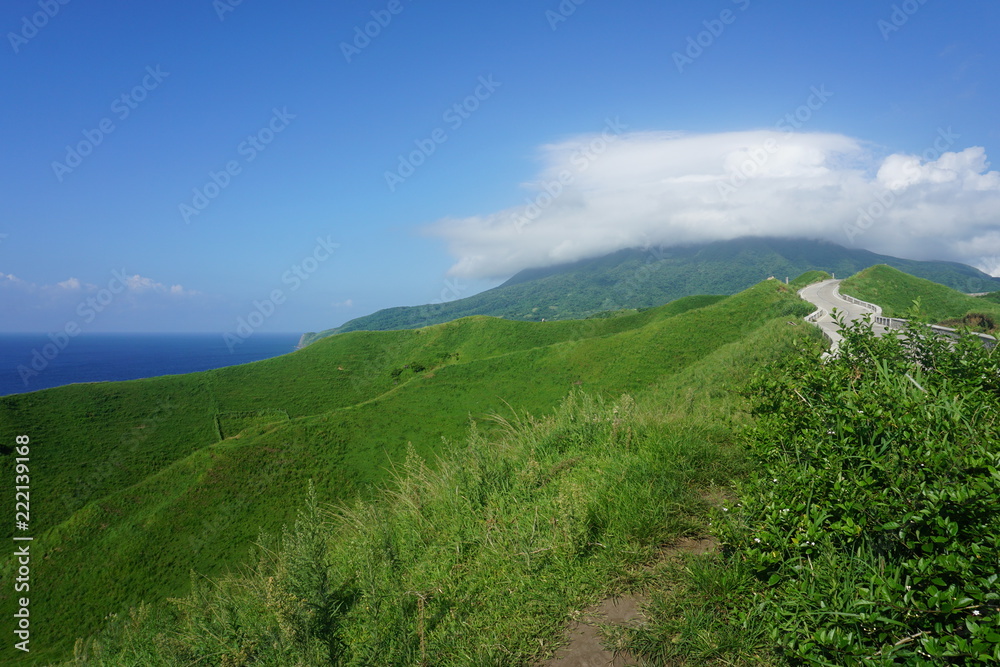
[0,332,303,397]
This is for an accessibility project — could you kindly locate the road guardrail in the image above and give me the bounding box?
[831,287,996,350]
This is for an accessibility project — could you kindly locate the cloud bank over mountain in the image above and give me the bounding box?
[426,130,1000,279]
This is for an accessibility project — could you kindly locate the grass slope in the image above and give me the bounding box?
[0,283,811,664]
[59,269,1000,665]
[3,311,689,541]
[69,292,824,666]
[840,264,1000,333]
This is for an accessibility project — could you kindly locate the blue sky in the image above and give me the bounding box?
[2,0,998,334]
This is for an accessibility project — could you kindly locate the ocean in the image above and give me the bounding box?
[0,333,302,397]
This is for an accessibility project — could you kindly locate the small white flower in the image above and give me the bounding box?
[973,610,982,616]
[722,507,729,512]
[754,537,762,543]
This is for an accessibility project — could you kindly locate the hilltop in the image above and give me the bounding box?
[840,264,1000,333]
[301,237,1000,345]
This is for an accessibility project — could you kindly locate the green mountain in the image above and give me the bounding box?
[0,280,813,663]
[301,237,1000,345]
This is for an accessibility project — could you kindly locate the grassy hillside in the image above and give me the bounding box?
[3,311,705,541]
[980,291,1000,305]
[69,268,1000,664]
[64,291,825,665]
[302,238,1000,344]
[840,264,1000,333]
[0,281,814,664]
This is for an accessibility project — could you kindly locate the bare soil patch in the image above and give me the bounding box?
[540,535,719,666]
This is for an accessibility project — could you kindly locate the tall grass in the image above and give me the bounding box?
[71,391,740,665]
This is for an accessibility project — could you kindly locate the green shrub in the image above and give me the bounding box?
[726,317,1000,663]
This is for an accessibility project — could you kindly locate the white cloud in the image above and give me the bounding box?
[979,260,1000,278]
[57,277,81,290]
[125,274,156,291]
[0,271,197,299]
[1,272,25,285]
[0,271,211,331]
[112,273,197,296]
[425,130,1000,279]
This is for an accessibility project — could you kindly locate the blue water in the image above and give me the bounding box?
[0,333,302,397]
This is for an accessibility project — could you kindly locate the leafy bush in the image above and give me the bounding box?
[726,316,1000,663]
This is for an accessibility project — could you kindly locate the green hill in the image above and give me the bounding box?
[301,237,1000,345]
[61,266,1000,665]
[0,281,815,663]
[5,267,997,664]
[840,264,1000,333]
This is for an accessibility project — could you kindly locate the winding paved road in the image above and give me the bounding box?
[798,279,889,353]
